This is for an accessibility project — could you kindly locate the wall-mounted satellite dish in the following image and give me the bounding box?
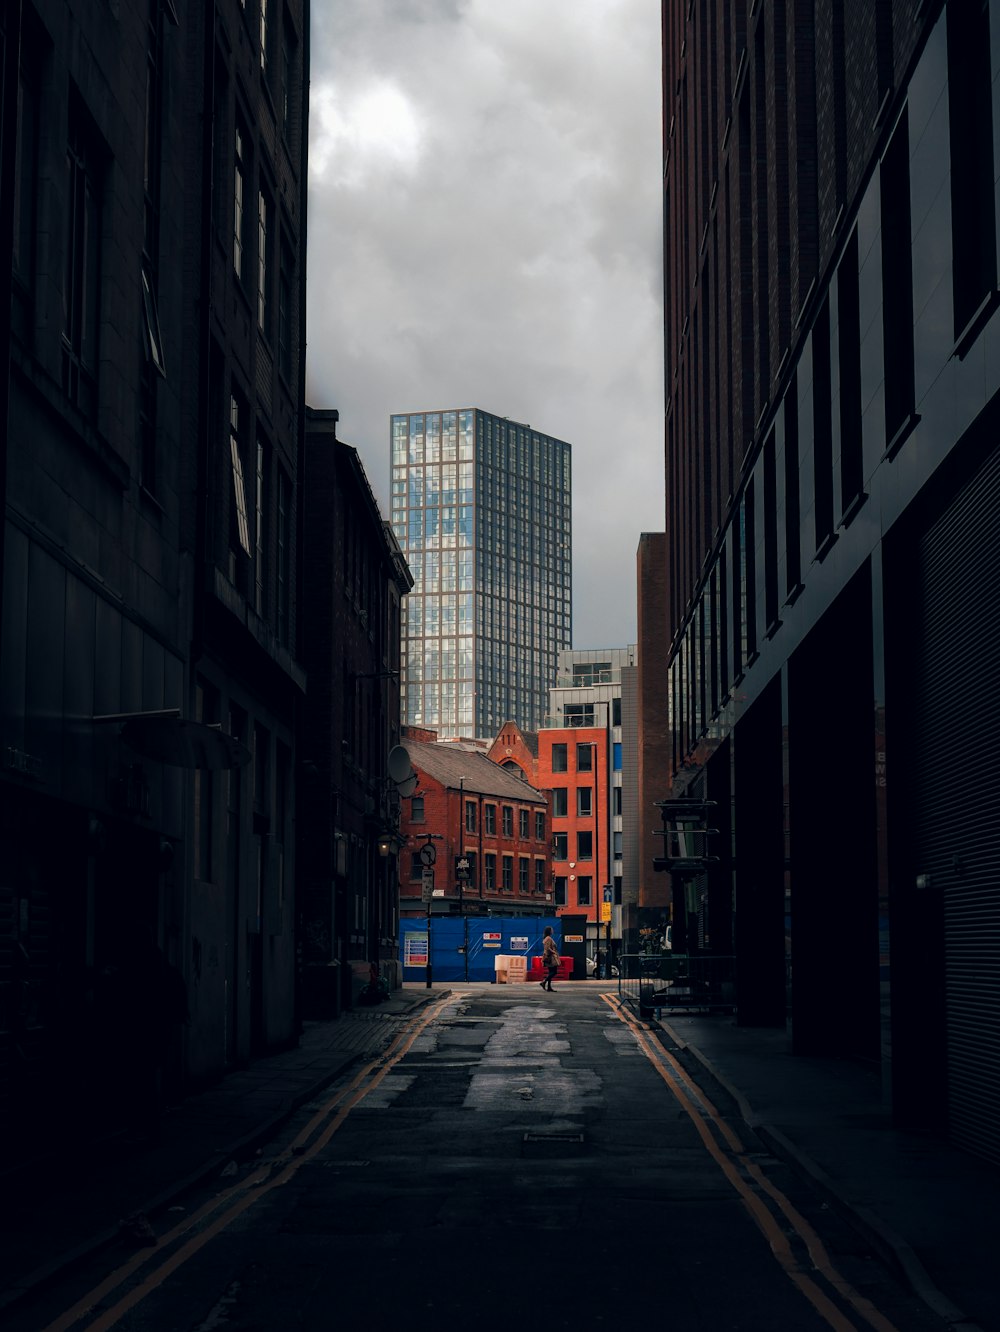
[387,745,413,783]
[396,772,419,798]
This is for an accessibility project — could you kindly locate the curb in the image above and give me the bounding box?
[0,997,445,1319]
[659,1018,982,1332]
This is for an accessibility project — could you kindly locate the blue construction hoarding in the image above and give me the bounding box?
[400,916,561,983]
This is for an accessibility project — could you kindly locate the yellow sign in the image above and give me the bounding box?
[601,902,612,923]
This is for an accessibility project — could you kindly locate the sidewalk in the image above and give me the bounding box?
[657,1008,1000,1332]
[0,984,452,1317]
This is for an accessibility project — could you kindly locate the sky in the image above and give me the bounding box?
[305,0,664,649]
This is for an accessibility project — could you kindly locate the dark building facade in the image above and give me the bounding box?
[299,409,412,1016]
[1,0,309,1146]
[661,0,1000,1165]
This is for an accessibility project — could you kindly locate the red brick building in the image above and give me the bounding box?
[398,734,551,916]
[489,722,611,942]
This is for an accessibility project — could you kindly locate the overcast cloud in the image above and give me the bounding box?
[305,0,664,648]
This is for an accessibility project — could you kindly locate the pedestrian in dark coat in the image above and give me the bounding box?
[539,926,559,991]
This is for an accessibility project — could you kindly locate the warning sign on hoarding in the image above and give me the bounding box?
[405,932,429,967]
[510,936,528,952]
[483,931,502,948]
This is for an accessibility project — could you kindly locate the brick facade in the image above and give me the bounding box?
[399,736,551,916]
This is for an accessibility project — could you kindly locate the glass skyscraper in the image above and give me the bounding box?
[390,408,572,738]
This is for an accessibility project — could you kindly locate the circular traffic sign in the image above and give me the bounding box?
[419,841,437,866]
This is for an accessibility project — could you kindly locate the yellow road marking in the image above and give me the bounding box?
[603,995,901,1332]
[44,992,456,1332]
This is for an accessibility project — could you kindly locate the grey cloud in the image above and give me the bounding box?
[306,0,663,648]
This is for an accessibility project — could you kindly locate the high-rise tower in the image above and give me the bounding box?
[390,408,572,738]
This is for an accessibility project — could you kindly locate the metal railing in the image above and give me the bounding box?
[617,953,736,1016]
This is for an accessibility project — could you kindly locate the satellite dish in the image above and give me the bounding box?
[397,773,419,798]
[387,746,413,783]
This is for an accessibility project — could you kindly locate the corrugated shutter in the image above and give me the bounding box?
[914,438,1000,1164]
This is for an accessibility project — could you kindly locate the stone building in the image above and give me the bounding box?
[0,0,309,1145]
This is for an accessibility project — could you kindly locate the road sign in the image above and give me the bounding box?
[603,884,613,902]
[421,867,435,902]
[601,902,612,923]
[419,842,437,866]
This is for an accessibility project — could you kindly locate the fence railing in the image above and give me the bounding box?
[617,953,736,1016]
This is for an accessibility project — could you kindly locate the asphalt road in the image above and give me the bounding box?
[22,988,948,1332]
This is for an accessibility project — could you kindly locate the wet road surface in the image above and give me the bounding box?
[19,988,948,1332]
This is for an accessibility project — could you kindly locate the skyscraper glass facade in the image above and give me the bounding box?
[390,408,572,738]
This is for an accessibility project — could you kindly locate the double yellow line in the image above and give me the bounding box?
[605,995,901,1332]
[44,992,456,1332]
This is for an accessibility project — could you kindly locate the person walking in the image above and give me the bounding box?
[540,926,559,991]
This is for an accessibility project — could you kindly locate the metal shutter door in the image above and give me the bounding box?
[914,438,1000,1164]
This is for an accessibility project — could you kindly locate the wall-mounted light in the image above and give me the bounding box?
[377,831,404,857]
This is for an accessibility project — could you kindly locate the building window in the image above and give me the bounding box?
[519,808,529,837]
[62,107,103,417]
[837,230,864,516]
[743,484,757,661]
[551,744,567,772]
[784,381,802,595]
[12,47,39,334]
[234,120,249,284]
[613,743,622,771]
[552,787,567,817]
[230,391,253,558]
[465,799,477,834]
[565,704,595,726]
[555,877,567,906]
[881,110,916,449]
[577,876,592,906]
[254,436,268,616]
[409,852,422,882]
[259,0,270,75]
[577,787,592,817]
[276,467,290,644]
[613,786,622,816]
[535,811,545,840]
[576,743,593,772]
[948,0,997,344]
[484,853,496,891]
[502,805,513,836]
[812,299,834,553]
[257,187,272,335]
[502,856,513,892]
[519,858,529,893]
[484,803,496,835]
[278,236,293,382]
[572,662,612,686]
[577,831,593,860]
[411,795,425,822]
[763,430,779,632]
[552,832,568,860]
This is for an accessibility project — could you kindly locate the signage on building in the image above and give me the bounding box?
[510,936,528,951]
[483,931,502,948]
